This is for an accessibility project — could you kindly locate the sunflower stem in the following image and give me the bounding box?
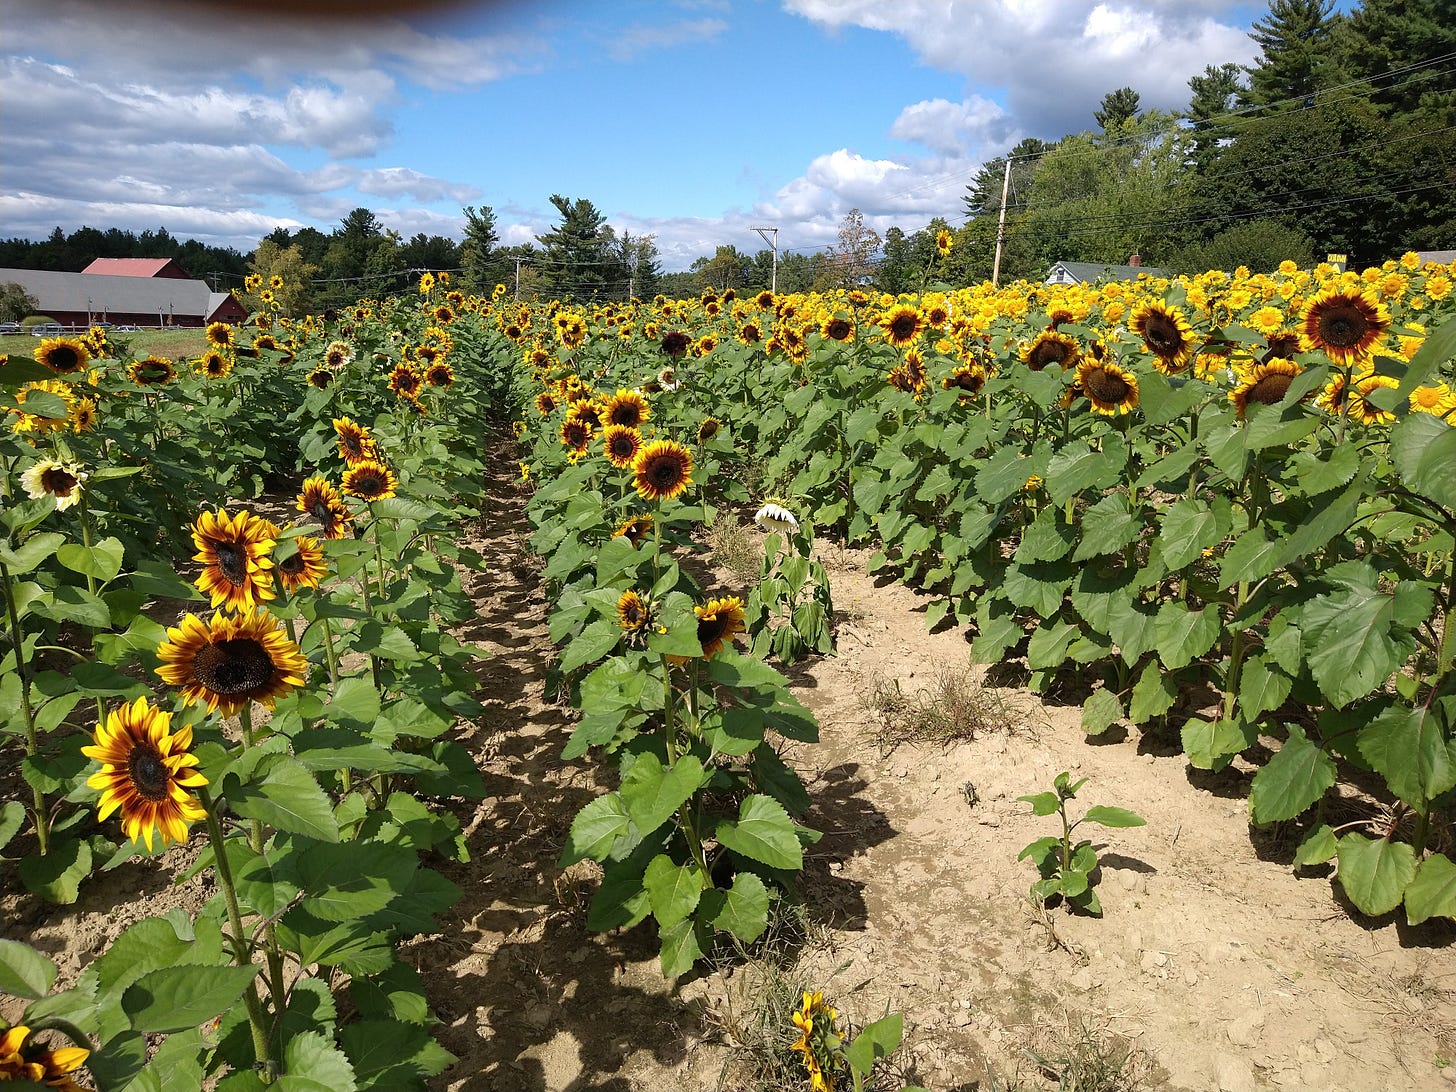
[200,789,275,1080]
[1,558,47,856]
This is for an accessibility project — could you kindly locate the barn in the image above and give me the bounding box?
[0,267,246,328]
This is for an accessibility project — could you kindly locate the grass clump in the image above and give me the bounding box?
[869,661,1012,750]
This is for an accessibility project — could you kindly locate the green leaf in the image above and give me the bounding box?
[620,753,704,838]
[0,532,65,575]
[1295,824,1337,866]
[643,855,706,929]
[229,754,339,842]
[1301,566,1428,708]
[712,872,769,943]
[1081,689,1123,736]
[0,356,56,384]
[1404,853,1456,926]
[123,963,261,1033]
[657,916,706,978]
[55,537,125,582]
[1249,725,1336,823]
[1155,498,1222,571]
[0,800,24,851]
[976,447,1042,504]
[0,939,57,999]
[1018,791,1060,817]
[1242,401,1320,450]
[1336,834,1417,916]
[1128,662,1176,723]
[87,1031,149,1092]
[1072,495,1141,562]
[1046,439,1122,505]
[559,618,623,675]
[1356,703,1456,809]
[1391,410,1456,510]
[324,675,381,728]
[1181,716,1255,772]
[1291,443,1360,497]
[1026,618,1077,671]
[715,794,803,870]
[18,836,91,904]
[1014,507,1075,564]
[1154,602,1221,671]
[1237,655,1293,719]
[844,1012,904,1078]
[1219,526,1283,587]
[1082,805,1146,828]
[352,622,421,663]
[282,1030,358,1092]
[296,840,417,923]
[560,792,631,866]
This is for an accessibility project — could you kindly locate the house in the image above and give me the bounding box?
[1044,258,1170,285]
[81,257,194,280]
[0,267,246,328]
[1416,250,1456,266]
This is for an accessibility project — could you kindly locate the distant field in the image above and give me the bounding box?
[1,328,209,361]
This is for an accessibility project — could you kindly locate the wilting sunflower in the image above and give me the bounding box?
[196,349,232,379]
[632,439,693,502]
[1020,329,1080,371]
[1130,301,1194,372]
[276,534,326,593]
[296,474,353,539]
[697,416,721,443]
[82,696,207,852]
[192,508,277,613]
[670,596,746,663]
[1075,358,1139,416]
[612,514,653,546]
[616,589,649,632]
[880,304,923,347]
[333,416,377,466]
[205,321,234,349]
[156,607,309,717]
[388,363,424,400]
[1299,287,1390,366]
[602,388,651,428]
[20,458,87,511]
[660,330,691,359]
[601,424,644,469]
[788,990,842,1092]
[1345,374,1400,425]
[1230,359,1302,419]
[560,417,594,454]
[943,363,987,396]
[35,336,90,375]
[424,361,455,388]
[0,1024,91,1092]
[342,459,398,502]
[128,355,176,386]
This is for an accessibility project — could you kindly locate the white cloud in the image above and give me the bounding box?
[889,96,1017,157]
[356,168,482,204]
[606,18,728,62]
[0,190,304,247]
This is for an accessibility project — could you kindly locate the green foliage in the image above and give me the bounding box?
[1018,772,1146,915]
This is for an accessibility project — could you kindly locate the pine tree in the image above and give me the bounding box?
[536,195,611,301]
[1339,0,1456,123]
[1095,87,1142,134]
[1242,0,1342,109]
[1184,63,1245,169]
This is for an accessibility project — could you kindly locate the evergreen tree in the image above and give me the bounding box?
[536,195,612,301]
[460,205,510,293]
[1339,0,1456,123]
[1184,63,1245,169]
[1095,87,1142,135]
[1243,0,1343,109]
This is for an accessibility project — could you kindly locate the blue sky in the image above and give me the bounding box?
[1,0,1276,270]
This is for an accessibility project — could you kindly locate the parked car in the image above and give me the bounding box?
[30,322,64,336]
[115,324,141,332]
[0,321,21,335]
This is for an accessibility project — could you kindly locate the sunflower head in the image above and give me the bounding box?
[936,228,954,257]
[1230,359,1302,419]
[1020,329,1080,372]
[632,440,693,502]
[601,424,644,469]
[35,337,90,375]
[276,533,327,593]
[603,389,651,428]
[155,607,309,717]
[1300,287,1390,366]
[560,417,594,454]
[697,416,721,443]
[616,589,650,632]
[191,508,277,613]
[1130,301,1194,370]
[1075,358,1140,416]
[205,321,234,348]
[197,349,232,379]
[333,416,378,466]
[668,595,747,665]
[82,696,208,852]
[880,305,923,347]
[296,475,353,540]
[612,514,654,547]
[342,459,398,502]
[129,355,176,386]
[660,330,691,359]
[20,458,87,511]
[943,363,987,396]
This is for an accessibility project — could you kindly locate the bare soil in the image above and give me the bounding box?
[5,470,1454,1092]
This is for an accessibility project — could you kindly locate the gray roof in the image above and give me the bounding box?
[1045,260,1170,284]
[0,267,225,318]
[1416,250,1456,265]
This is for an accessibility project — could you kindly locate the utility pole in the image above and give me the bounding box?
[514,256,524,300]
[752,226,779,294]
[991,157,1011,288]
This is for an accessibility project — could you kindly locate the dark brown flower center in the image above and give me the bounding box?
[1248,372,1294,405]
[608,433,637,459]
[1028,339,1071,371]
[192,637,275,696]
[610,404,642,427]
[127,743,171,802]
[889,314,919,341]
[647,455,683,488]
[953,370,983,392]
[698,419,720,440]
[826,318,852,340]
[41,467,77,496]
[214,541,248,586]
[354,473,384,496]
[662,332,690,358]
[1317,306,1366,347]
[1142,314,1183,355]
[48,346,82,372]
[1084,366,1131,404]
[279,553,306,578]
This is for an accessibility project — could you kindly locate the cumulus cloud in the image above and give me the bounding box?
[356,168,482,204]
[0,190,304,247]
[889,96,1018,158]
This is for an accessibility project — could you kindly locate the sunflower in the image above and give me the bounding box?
[602,389,651,428]
[245,273,263,292]
[567,398,603,431]
[205,321,234,349]
[196,349,232,379]
[1260,330,1301,363]
[323,340,353,370]
[754,290,775,309]
[560,417,594,454]
[601,424,644,469]
[432,304,455,324]
[35,336,90,375]
[1410,383,1456,417]
[1299,287,1390,366]
[661,330,691,359]
[128,355,175,386]
[0,1023,91,1092]
[342,459,398,502]
[276,534,326,593]
[936,227,954,256]
[388,363,424,400]
[269,274,285,290]
[737,321,764,345]
[1230,359,1301,419]
[82,696,207,852]
[333,416,377,466]
[1020,329,1080,371]
[670,596,746,663]
[612,514,653,546]
[1075,358,1139,416]
[20,458,87,511]
[1130,301,1194,371]
[258,288,275,306]
[632,439,694,502]
[1346,374,1399,426]
[535,389,560,415]
[8,380,76,434]
[821,316,853,342]
[1316,373,1350,417]
[788,991,842,1092]
[191,508,277,613]
[943,363,987,396]
[424,361,455,388]
[616,589,649,632]
[880,304,923,347]
[307,366,332,389]
[697,416,721,443]
[70,397,97,433]
[156,607,309,717]
[296,475,353,539]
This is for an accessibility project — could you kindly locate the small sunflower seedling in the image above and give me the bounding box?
[1018,772,1145,915]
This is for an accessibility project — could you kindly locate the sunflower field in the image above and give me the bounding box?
[1,253,1454,1089]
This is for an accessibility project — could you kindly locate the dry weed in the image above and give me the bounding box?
[868,661,1019,752]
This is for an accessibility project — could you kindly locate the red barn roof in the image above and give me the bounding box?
[81,258,192,279]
